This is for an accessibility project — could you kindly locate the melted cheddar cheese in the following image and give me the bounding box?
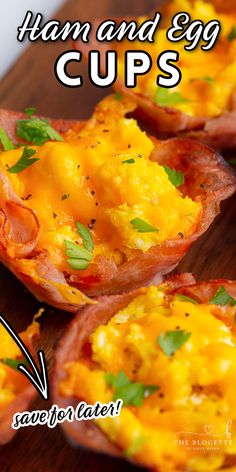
[0,96,201,275]
[116,0,236,118]
[61,285,236,472]
[0,319,39,410]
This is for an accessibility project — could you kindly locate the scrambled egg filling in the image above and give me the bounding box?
[61,286,236,472]
[116,0,236,118]
[0,321,39,410]
[0,96,201,273]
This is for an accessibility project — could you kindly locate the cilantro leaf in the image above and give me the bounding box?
[1,358,27,371]
[17,118,63,146]
[122,158,135,164]
[155,88,190,106]
[157,330,191,357]
[164,165,184,187]
[105,370,159,407]
[0,127,15,151]
[227,26,236,42]
[130,217,159,233]
[76,222,94,252]
[24,107,37,118]
[175,294,199,305]
[210,286,236,307]
[7,146,38,174]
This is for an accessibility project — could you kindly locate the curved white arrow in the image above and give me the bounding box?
[0,314,49,401]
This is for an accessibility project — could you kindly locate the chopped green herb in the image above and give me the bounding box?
[157,330,191,357]
[175,294,199,305]
[24,107,37,118]
[227,26,236,42]
[190,77,214,85]
[130,217,159,233]
[1,358,26,371]
[114,382,158,406]
[17,117,63,146]
[65,240,92,261]
[122,158,135,164]
[210,286,236,307]
[76,222,94,252]
[228,159,236,166]
[0,127,15,151]
[105,370,159,407]
[125,435,147,457]
[104,372,116,387]
[203,76,214,84]
[114,92,123,101]
[7,146,38,174]
[66,258,91,270]
[164,165,185,187]
[65,222,93,271]
[155,88,190,106]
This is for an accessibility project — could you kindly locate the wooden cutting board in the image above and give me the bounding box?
[0,0,235,470]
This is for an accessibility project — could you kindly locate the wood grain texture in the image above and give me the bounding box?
[0,0,235,470]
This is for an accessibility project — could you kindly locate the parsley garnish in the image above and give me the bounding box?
[105,370,159,407]
[175,294,199,305]
[155,88,190,106]
[65,222,94,271]
[0,127,15,151]
[76,222,94,252]
[190,77,214,85]
[65,240,92,270]
[7,146,38,174]
[164,165,184,187]
[227,26,236,42]
[210,286,236,307]
[122,158,135,164]
[17,117,63,146]
[130,217,159,233]
[1,358,26,371]
[114,92,123,101]
[157,330,191,357]
[24,107,37,118]
[203,76,214,84]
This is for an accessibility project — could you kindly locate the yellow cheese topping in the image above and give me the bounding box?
[61,285,236,472]
[0,96,201,275]
[116,0,236,118]
[0,319,39,410]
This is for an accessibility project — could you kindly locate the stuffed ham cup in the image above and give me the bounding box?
[0,318,39,445]
[0,95,235,312]
[53,274,236,472]
[78,0,236,150]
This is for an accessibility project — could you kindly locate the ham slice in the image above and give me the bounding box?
[0,110,235,310]
[52,274,236,464]
[75,10,236,150]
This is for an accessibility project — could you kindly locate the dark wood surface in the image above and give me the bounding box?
[0,0,235,470]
